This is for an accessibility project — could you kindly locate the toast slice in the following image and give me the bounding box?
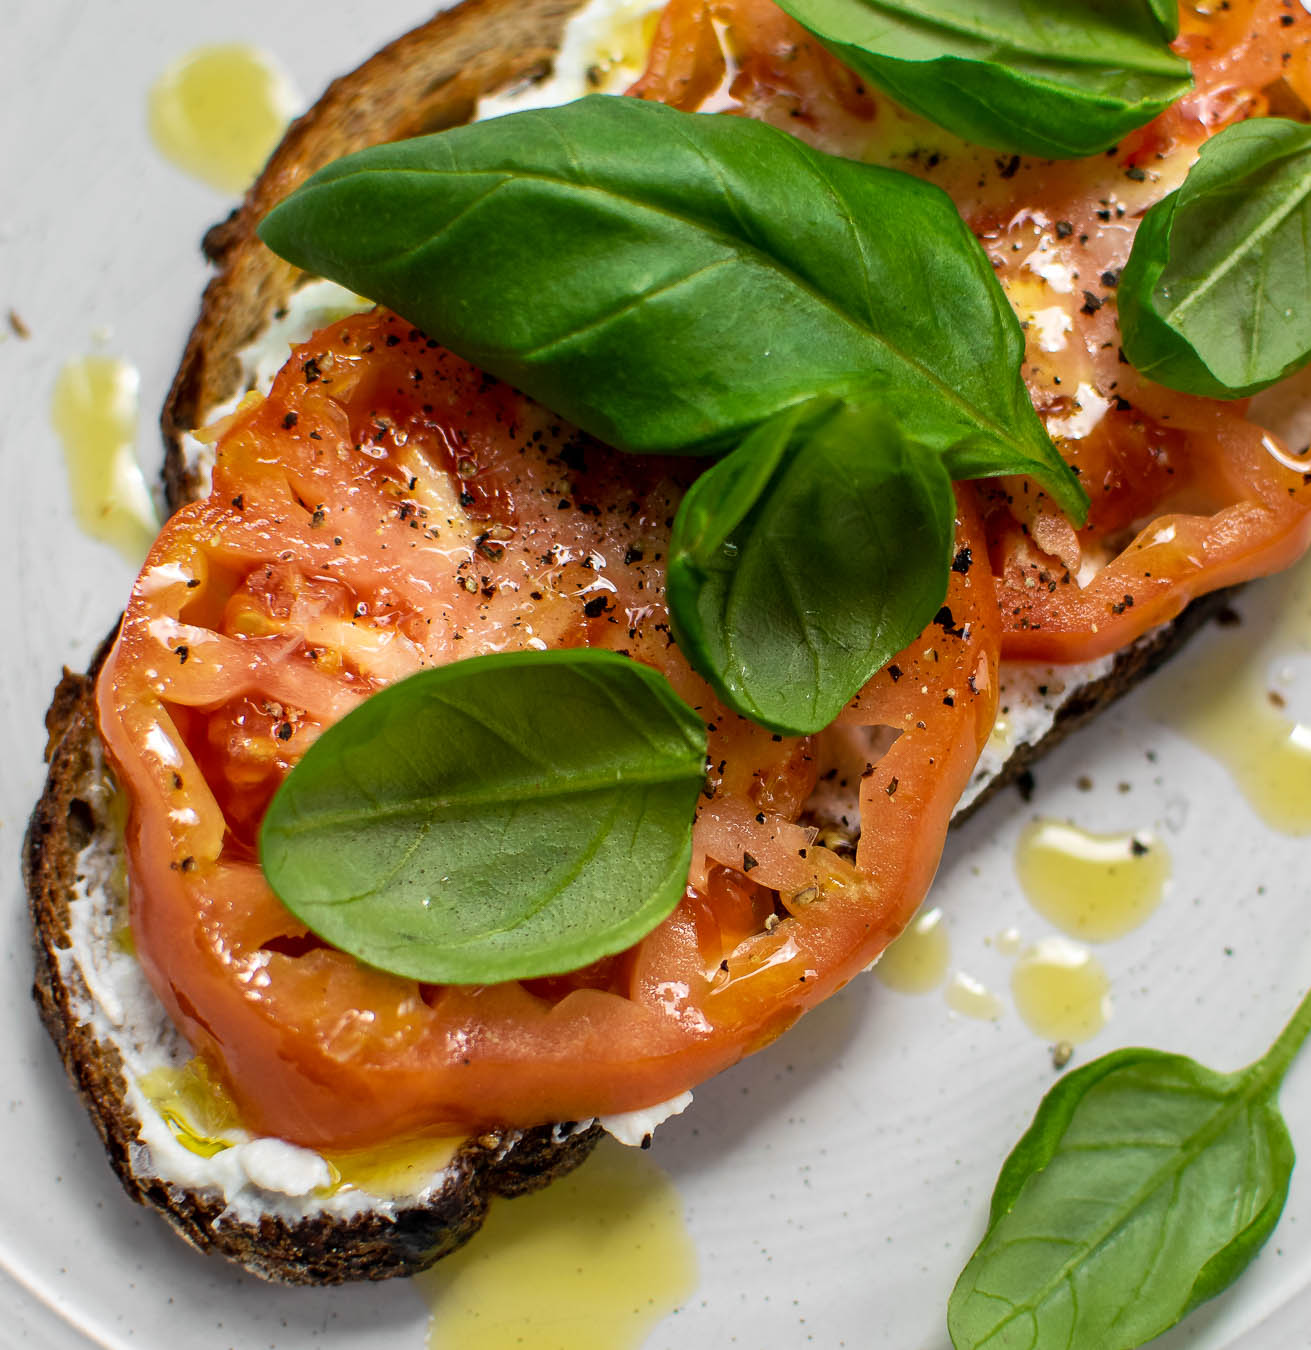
[23,0,1235,1286]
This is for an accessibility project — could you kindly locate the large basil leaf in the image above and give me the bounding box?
[259,95,1085,521]
[668,395,954,735]
[773,0,1191,158]
[1119,118,1311,399]
[948,987,1311,1350]
[259,649,707,985]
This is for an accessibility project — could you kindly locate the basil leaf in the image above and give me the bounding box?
[772,0,1191,158]
[1120,118,1311,399]
[1145,0,1181,41]
[259,95,1085,522]
[668,395,954,735]
[259,649,707,985]
[948,987,1311,1350]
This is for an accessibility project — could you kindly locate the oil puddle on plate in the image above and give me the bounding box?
[51,355,158,562]
[874,907,949,994]
[1153,553,1311,834]
[418,1136,697,1350]
[148,44,299,194]
[1016,819,1170,942]
[1011,937,1111,1044]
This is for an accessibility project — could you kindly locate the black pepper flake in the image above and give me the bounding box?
[583,596,609,618]
[302,357,322,383]
[310,506,326,528]
[231,494,244,510]
[885,777,899,796]
[1125,164,1148,181]
[755,812,767,824]
[186,578,200,589]
[1081,291,1103,315]
[1054,220,1074,239]
[887,664,902,682]
[277,723,294,741]
[743,852,759,873]
[1101,268,1121,288]
[174,645,189,663]
[943,694,955,707]
[998,154,1021,179]
[282,412,299,430]
[624,546,644,565]
[459,490,477,508]
[1130,838,1150,856]
[934,605,965,638]
[951,546,973,574]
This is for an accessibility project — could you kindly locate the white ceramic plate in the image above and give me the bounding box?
[4,5,1311,1348]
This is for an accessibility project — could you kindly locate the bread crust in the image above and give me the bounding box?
[24,0,1237,1288]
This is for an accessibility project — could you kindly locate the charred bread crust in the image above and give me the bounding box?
[162,0,590,510]
[24,641,601,1285]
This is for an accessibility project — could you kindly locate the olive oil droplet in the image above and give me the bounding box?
[1154,554,1311,834]
[324,1135,463,1200]
[148,44,298,194]
[137,1059,239,1159]
[875,907,949,994]
[420,1137,697,1350]
[1011,938,1110,1044]
[946,972,1005,1021]
[1016,819,1170,941]
[51,355,158,561]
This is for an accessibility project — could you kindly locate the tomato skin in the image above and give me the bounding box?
[100,313,998,1147]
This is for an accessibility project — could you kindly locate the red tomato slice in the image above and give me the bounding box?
[100,312,999,1148]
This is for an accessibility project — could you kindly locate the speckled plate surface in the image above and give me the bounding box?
[3,5,1311,1348]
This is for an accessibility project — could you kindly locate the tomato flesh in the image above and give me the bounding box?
[101,314,998,1146]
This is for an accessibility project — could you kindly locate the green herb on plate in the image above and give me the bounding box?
[258,94,1085,520]
[259,649,707,984]
[948,983,1311,1350]
[771,0,1191,159]
[667,394,955,734]
[1120,117,1311,399]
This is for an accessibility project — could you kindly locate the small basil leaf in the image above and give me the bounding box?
[772,0,1191,159]
[668,396,954,735]
[1120,117,1311,399]
[948,986,1311,1350]
[259,95,1086,522]
[259,649,707,985]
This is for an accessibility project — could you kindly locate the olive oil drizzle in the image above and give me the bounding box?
[148,44,298,194]
[419,1137,697,1350]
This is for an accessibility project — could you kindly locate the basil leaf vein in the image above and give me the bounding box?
[259,649,707,985]
[1120,117,1311,399]
[948,985,1311,1350]
[772,0,1192,159]
[259,95,1085,521]
[668,395,955,734]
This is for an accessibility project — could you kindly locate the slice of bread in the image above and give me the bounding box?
[23,0,1234,1287]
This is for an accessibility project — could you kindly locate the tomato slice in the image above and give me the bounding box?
[100,312,999,1147]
